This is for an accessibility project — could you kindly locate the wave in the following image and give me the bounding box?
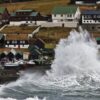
[0,28,100,99]
[0,96,46,100]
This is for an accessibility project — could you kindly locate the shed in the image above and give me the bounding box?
[15,52,23,60]
[7,52,15,61]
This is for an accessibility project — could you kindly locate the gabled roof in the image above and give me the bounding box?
[82,10,100,15]
[11,10,38,17]
[30,12,38,16]
[52,6,78,14]
[0,7,6,14]
[11,12,16,16]
[96,37,100,41]
[16,9,33,13]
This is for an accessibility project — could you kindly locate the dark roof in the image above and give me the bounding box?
[96,37,100,41]
[16,9,33,13]
[30,12,38,16]
[11,11,39,17]
[82,10,100,15]
[52,6,78,14]
[11,12,16,16]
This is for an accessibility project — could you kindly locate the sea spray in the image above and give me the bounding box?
[1,28,100,99]
[0,96,46,100]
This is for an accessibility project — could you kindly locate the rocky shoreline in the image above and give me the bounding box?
[0,64,51,84]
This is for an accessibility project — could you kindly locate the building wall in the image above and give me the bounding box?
[39,22,62,27]
[5,45,18,48]
[39,22,78,27]
[52,14,75,23]
[23,52,30,60]
[52,7,81,23]
[75,7,81,20]
[5,44,29,48]
[9,19,78,27]
[10,21,36,26]
[82,24,100,32]
[64,21,78,27]
[82,15,100,24]
[36,21,48,25]
[20,45,29,48]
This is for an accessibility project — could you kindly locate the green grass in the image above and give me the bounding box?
[0,0,70,14]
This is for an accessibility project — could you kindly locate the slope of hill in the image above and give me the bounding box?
[0,0,70,14]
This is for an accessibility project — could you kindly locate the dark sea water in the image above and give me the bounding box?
[0,70,100,100]
[1,28,100,100]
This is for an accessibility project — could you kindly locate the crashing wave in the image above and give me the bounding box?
[0,96,46,100]
[0,28,100,98]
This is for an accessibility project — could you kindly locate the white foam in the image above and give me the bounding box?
[0,96,46,100]
[0,28,100,97]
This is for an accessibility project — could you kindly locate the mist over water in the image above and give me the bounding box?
[1,28,100,100]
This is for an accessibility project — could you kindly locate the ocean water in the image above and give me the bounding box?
[1,28,100,100]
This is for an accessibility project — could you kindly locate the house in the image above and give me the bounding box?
[0,7,10,25]
[5,33,29,48]
[10,9,49,26]
[81,10,100,31]
[33,38,56,49]
[52,6,80,27]
[70,0,100,5]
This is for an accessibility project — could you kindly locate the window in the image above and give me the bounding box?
[61,14,63,17]
[94,15,96,18]
[84,21,86,23]
[90,20,92,23]
[54,14,56,17]
[7,41,9,44]
[20,41,23,43]
[87,15,91,18]
[12,41,15,44]
[68,14,71,17]
[15,41,17,44]
[92,26,95,29]
[61,19,63,21]
[84,15,87,18]
[23,41,25,44]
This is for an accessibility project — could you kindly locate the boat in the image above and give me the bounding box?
[3,62,20,69]
[26,60,35,66]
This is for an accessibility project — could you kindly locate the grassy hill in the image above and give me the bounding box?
[0,0,70,14]
[0,0,71,43]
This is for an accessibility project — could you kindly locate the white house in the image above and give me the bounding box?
[51,6,80,27]
[70,0,99,5]
[10,9,50,26]
[5,33,29,49]
[81,10,100,31]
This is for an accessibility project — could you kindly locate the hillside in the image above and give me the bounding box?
[0,0,70,14]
